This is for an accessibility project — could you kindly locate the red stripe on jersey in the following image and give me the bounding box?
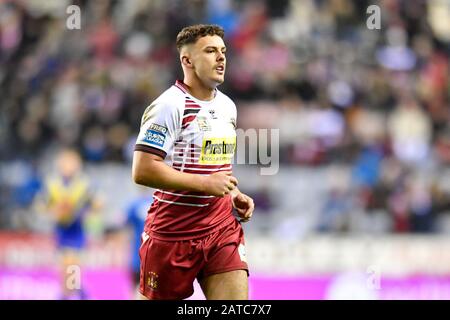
[172,163,232,169]
[173,148,201,152]
[173,166,231,174]
[182,114,197,121]
[182,115,197,129]
[173,156,201,160]
[182,112,198,119]
[154,190,212,205]
[172,160,201,165]
[183,110,200,118]
[173,147,200,152]
[158,189,212,197]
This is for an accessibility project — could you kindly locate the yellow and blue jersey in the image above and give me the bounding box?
[45,174,93,249]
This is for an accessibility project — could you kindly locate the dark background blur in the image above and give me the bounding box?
[0,0,450,300]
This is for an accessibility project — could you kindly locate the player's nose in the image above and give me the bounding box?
[217,52,225,61]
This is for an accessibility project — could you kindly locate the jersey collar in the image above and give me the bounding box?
[174,79,218,100]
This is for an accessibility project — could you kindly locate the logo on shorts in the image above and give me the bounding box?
[147,271,159,291]
[238,243,247,263]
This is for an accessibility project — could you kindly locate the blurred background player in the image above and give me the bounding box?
[123,186,153,294]
[37,148,102,300]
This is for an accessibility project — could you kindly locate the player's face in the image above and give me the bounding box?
[191,35,226,87]
[57,151,81,178]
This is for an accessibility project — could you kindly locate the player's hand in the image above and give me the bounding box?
[53,200,76,225]
[232,192,254,223]
[202,171,238,197]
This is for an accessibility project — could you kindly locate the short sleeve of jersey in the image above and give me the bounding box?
[135,100,180,159]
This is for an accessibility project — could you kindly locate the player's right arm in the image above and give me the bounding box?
[132,98,237,197]
[132,152,237,197]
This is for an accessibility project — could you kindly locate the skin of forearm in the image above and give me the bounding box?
[133,157,206,192]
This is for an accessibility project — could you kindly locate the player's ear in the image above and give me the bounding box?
[181,55,193,68]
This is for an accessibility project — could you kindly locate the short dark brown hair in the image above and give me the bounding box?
[176,24,225,52]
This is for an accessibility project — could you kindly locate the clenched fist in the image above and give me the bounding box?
[201,171,238,197]
[232,192,254,223]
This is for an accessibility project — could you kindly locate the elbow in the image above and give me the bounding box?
[132,164,147,186]
[132,165,158,188]
[132,171,144,186]
[133,171,152,187]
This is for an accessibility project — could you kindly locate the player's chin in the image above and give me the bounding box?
[211,74,225,85]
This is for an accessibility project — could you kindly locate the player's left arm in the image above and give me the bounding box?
[230,188,254,223]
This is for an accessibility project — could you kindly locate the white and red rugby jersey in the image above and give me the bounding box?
[135,80,238,240]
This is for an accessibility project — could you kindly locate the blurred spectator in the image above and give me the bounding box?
[387,99,432,166]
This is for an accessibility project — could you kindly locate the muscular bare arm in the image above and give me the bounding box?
[132,151,238,197]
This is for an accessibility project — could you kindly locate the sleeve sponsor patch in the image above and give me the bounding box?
[148,123,168,134]
[140,123,168,148]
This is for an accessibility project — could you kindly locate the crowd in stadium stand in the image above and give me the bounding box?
[1,0,449,234]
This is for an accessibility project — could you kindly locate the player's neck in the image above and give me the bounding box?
[182,77,216,101]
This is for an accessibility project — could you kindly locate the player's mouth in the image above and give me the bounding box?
[215,64,225,75]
